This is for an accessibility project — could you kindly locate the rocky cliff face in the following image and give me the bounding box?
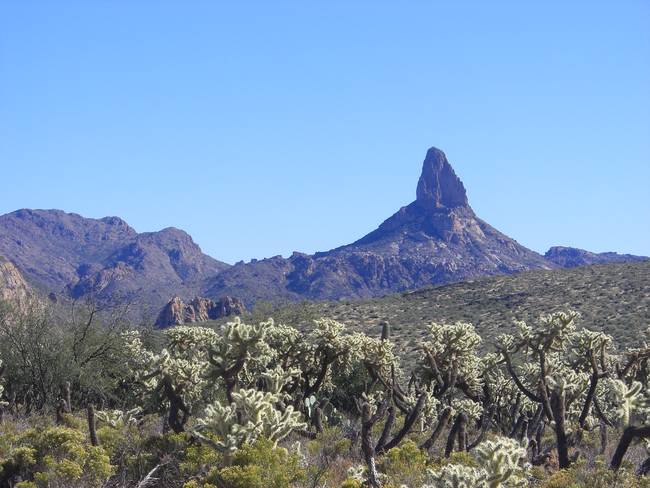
[544,246,648,268]
[155,295,246,327]
[0,210,229,313]
[0,256,30,304]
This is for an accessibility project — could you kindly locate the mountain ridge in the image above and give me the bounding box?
[0,208,229,313]
[0,147,646,316]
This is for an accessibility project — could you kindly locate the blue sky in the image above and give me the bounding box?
[1,1,648,263]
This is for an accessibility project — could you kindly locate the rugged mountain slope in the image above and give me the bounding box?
[205,147,554,304]
[0,209,229,312]
[544,246,648,268]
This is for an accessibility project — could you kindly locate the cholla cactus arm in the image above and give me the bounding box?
[375,390,428,455]
[430,436,529,488]
[420,322,483,399]
[121,328,212,433]
[95,407,142,428]
[427,464,488,488]
[570,329,614,429]
[617,326,650,380]
[206,317,269,403]
[194,386,307,454]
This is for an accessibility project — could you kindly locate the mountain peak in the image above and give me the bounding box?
[415,147,468,208]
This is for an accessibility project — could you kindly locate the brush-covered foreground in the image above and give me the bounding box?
[1,291,650,488]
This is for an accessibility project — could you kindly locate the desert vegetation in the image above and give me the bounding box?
[1,294,650,488]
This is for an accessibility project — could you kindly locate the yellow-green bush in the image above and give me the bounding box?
[340,479,363,488]
[377,439,428,485]
[0,425,113,488]
[189,438,305,488]
[541,461,650,488]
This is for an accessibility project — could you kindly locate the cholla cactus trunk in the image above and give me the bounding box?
[87,404,98,446]
[374,405,395,453]
[550,393,570,469]
[446,413,468,457]
[361,402,381,488]
[376,392,426,455]
[610,424,650,470]
[162,377,190,434]
[599,419,607,455]
[64,381,72,413]
[421,406,452,450]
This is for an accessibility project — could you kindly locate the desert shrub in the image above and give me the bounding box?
[540,460,650,488]
[377,440,428,485]
[305,427,352,487]
[339,480,363,488]
[0,425,113,488]
[186,438,305,488]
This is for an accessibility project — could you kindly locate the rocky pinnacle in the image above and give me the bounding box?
[415,147,469,208]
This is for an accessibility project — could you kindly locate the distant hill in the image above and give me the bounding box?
[0,209,229,313]
[545,246,647,268]
[255,260,650,359]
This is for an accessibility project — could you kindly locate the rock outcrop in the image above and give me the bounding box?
[415,147,469,208]
[545,246,648,268]
[0,256,30,304]
[155,295,246,327]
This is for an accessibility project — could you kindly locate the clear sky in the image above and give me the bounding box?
[1,1,648,263]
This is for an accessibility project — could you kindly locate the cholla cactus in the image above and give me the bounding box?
[420,321,483,397]
[608,380,648,425]
[95,407,142,428]
[497,311,588,469]
[206,318,272,401]
[122,327,213,433]
[194,386,306,453]
[474,436,529,487]
[426,464,487,488]
[450,398,483,423]
[428,436,529,488]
